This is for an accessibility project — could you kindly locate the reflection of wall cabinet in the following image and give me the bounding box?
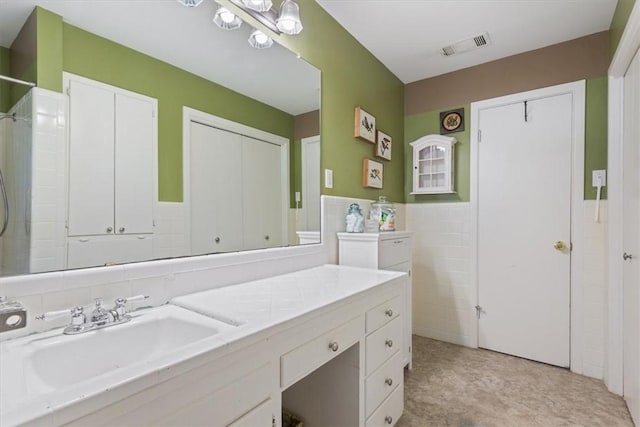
[410,134,456,194]
[189,119,285,255]
[65,74,157,267]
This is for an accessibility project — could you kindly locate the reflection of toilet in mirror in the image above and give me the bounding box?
[296,134,321,245]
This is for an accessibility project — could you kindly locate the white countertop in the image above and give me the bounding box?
[0,264,405,426]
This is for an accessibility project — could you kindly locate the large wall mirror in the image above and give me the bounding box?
[0,0,321,277]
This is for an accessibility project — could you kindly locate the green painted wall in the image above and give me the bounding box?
[9,9,37,105]
[229,0,405,203]
[36,7,62,93]
[585,78,608,200]
[610,0,636,59]
[404,105,470,203]
[0,47,10,113]
[62,24,294,202]
[404,78,608,202]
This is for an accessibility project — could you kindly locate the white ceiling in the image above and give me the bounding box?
[315,0,618,83]
[0,0,320,115]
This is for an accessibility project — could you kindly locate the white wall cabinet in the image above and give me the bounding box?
[410,134,456,194]
[65,74,157,268]
[338,231,413,369]
[67,77,156,237]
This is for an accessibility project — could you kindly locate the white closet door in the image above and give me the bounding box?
[190,123,243,255]
[242,136,283,250]
[68,80,115,236]
[114,93,154,235]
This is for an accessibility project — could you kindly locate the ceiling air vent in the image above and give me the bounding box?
[441,32,491,57]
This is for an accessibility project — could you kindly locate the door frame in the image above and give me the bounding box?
[470,80,586,373]
[182,106,290,254]
[300,135,320,231]
[607,2,640,396]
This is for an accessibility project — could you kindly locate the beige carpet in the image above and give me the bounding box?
[396,336,633,427]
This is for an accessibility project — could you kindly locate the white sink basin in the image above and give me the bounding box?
[0,304,236,414]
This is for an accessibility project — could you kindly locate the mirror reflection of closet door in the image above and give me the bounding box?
[190,123,243,255]
[242,136,283,250]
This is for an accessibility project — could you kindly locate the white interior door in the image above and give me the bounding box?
[622,47,640,425]
[301,136,320,231]
[242,136,283,250]
[477,93,573,367]
[190,122,243,255]
[114,93,154,235]
[68,80,115,236]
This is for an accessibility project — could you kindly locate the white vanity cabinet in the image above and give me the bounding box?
[410,134,456,194]
[337,231,413,369]
[65,74,157,268]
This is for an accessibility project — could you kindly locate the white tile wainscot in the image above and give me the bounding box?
[0,265,407,427]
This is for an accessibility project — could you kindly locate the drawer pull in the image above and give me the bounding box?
[385,339,393,348]
[385,309,394,317]
[385,377,393,386]
[385,415,393,424]
[329,341,339,352]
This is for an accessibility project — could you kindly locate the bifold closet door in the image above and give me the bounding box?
[68,80,115,237]
[242,136,283,250]
[189,122,243,255]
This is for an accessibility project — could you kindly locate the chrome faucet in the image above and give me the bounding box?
[37,295,149,335]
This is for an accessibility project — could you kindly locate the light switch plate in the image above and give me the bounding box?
[592,169,606,187]
[325,169,333,189]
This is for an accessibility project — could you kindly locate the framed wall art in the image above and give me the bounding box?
[354,107,376,143]
[375,130,392,160]
[362,158,383,189]
[439,108,464,134]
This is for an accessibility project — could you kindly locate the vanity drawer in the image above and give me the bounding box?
[366,351,403,417]
[366,317,402,375]
[378,237,411,269]
[281,315,364,388]
[366,295,401,333]
[228,398,273,427]
[365,382,404,427]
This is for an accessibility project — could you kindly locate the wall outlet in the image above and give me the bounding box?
[295,192,301,202]
[592,169,606,187]
[325,169,333,189]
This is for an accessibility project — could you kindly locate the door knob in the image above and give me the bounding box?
[623,252,634,261]
[554,241,566,250]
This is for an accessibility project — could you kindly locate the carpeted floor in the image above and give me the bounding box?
[396,336,634,427]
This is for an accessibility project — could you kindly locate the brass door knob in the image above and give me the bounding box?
[554,241,566,250]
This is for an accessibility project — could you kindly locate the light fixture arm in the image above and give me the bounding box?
[228,0,281,34]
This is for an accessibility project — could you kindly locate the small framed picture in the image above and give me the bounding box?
[375,130,392,160]
[440,108,464,134]
[354,107,376,143]
[363,158,383,189]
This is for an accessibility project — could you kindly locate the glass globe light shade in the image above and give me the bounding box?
[213,7,243,30]
[242,0,273,12]
[276,0,303,35]
[176,0,204,7]
[248,30,274,49]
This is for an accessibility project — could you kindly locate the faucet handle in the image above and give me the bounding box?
[36,306,83,322]
[113,295,149,317]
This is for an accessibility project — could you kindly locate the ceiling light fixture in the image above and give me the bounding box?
[248,29,274,49]
[176,0,204,7]
[213,7,243,30]
[241,0,273,13]
[276,0,302,35]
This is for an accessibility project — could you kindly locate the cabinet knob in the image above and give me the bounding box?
[119,227,125,233]
[385,339,393,348]
[264,235,270,241]
[215,237,220,243]
[385,416,393,424]
[385,309,394,317]
[385,377,393,386]
[106,227,113,233]
[328,341,339,352]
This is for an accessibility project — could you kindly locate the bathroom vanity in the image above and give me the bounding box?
[0,265,406,426]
